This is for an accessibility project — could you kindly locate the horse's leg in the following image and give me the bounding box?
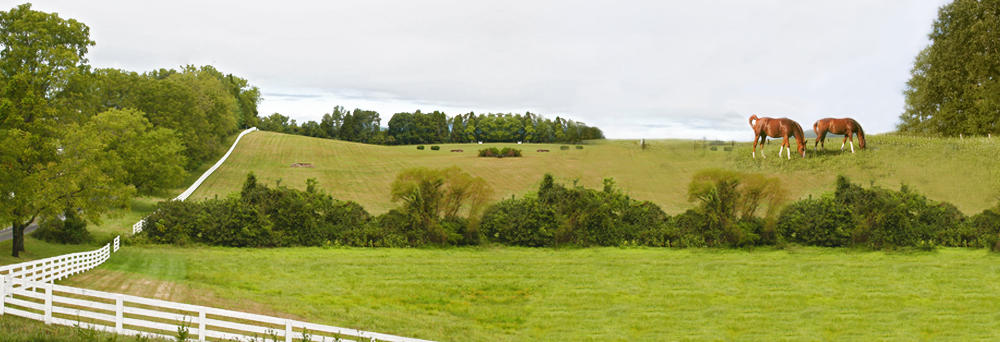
[752,135,758,158]
[841,135,847,151]
[849,132,855,153]
[760,136,766,158]
[819,132,827,150]
[778,135,792,160]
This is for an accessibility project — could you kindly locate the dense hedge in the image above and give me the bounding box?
[477,147,522,158]
[141,172,1000,251]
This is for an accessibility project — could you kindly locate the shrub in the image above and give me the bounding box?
[560,146,570,150]
[34,211,92,245]
[430,146,440,150]
[777,196,853,247]
[478,147,522,158]
[575,145,583,149]
[481,197,557,247]
[416,145,425,150]
[710,146,718,151]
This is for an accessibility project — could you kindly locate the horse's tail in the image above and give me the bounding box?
[749,114,758,128]
[813,121,819,136]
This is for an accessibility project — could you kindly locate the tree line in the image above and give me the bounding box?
[0,4,260,257]
[259,109,605,145]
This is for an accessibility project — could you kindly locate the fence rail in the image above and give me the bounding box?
[1,277,434,342]
[0,238,115,284]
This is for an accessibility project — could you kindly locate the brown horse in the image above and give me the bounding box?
[749,114,806,159]
[813,118,865,153]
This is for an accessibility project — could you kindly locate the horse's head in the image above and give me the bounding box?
[797,142,806,158]
[859,137,866,149]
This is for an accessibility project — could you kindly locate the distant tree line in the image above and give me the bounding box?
[259,108,605,145]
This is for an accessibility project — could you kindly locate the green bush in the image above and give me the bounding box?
[481,197,557,247]
[430,145,440,150]
[560,146,570,150]
[777,196,853,247]
[417,145,425,150]
[33,211,92,245]
[575,145,583,149]
[478,147,522,158]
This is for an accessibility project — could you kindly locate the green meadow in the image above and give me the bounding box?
[55,246,1000,341]
[192,132,1000,215]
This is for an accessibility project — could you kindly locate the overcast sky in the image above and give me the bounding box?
[9,0,950,140]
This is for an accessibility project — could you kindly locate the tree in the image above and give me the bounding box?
[0,4,108,257]
[898,0,1000,136]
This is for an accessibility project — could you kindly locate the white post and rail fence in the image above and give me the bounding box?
[2,127,435,341]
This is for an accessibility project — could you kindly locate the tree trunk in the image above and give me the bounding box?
[11,220,27,258]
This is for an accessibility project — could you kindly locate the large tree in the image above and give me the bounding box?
[0,4,181,257]
[899,0,1000,136]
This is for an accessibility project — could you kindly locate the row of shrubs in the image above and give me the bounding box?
[138,171,1000,250]
[416,145,440,150]
[478,147,522,158]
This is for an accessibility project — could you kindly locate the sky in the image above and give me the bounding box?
[8,0,951,141]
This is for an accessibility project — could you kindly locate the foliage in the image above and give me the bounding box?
[575,145,583,149]
[33,210,92,245]
[684,168,787,247]
[0,4,142,257]
[477,147,522,158]
[389,166,493,245]
[417,145,424,150]
[430,145,440,150]
[777,196,853,247]
[898,0,1000,136]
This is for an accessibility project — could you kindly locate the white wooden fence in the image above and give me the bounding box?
[134,127,258,234]
[0,236,118,284]
[1,277,433,342]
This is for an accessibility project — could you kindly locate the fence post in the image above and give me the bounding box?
[1,275,5,316]
[285,319,293,342]
[44,282,53,325]
[199,307,207,342]
[116,294,124,334]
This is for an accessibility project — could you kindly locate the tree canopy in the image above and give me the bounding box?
[898,0,1000,136]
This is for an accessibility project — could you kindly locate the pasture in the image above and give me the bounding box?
[191,132,1000,215]
[53,246,1000,341]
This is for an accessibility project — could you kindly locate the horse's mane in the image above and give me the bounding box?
[851,118,865,137]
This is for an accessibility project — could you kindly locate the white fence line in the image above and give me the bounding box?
[133,127,258,234]
[1,277,435,342]
[0,240,114,284]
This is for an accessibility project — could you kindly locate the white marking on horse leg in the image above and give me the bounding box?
[840,142,845,151]
[850,141,854,153]
[753,151,755,158]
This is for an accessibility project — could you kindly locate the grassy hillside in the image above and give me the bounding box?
[60,246,1000,342]
[191,131,1000,215]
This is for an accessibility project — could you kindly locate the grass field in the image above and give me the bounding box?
[190,132,1000,215]
[54,245,1000,341]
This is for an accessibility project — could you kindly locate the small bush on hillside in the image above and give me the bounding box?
[430,145,440,150]
[560,146,570,150]
[478,147,522,158]
[417,145,425,150]
[575,145,583,149]
[34,211,92,245]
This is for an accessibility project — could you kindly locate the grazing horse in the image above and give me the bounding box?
[813,118,865,153]
[749,114,806,159]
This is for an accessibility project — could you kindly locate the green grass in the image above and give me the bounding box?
[60,246,1000,342]
[189,132,1000,215]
